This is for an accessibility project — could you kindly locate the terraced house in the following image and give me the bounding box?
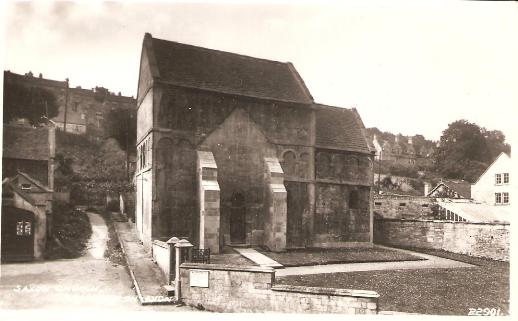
[135,33,375,253]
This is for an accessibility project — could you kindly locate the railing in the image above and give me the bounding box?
[191,248,211,264]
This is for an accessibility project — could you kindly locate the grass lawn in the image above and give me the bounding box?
[276,248,509,315]
[260,246,424,267]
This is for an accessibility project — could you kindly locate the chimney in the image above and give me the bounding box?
[424,182,431,196]
[39,73,43,78]
[395,136,399,143]
[408,137,413,145]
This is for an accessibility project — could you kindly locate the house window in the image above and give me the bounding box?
[21,183,31,190]
[24,222,32,235]
[16,222,24,235]
[81,113,86,120]
[495,174,502,185]
[421,204,429,207]
[495,193,502,204]
[374,202,382,206]
[72,102,79,112]
[399,203,406,207]
[503,173,509,184]
[503,192,509,204]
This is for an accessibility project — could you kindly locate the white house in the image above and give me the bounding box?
[471,152,511,206]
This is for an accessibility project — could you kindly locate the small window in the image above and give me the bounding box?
[495,174,502,185]
[72,102,79,112]
[495,193,502,204]
[16,222,24,235]
[503,173,509,184]
[421,204,429,207]
[399,203,406,207]
[503,192,509,204]
[20,183,31,190]
[24,222,32,235]
[374,202,382,206]
[81,113,86,120]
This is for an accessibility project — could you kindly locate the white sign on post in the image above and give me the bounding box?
[190,270,209,288]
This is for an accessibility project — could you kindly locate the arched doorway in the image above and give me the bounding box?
[229,193,246,244]
[1,206,35,262]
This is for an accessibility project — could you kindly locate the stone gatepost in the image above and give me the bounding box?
[197,151,220,254]
[167,237,180,284]
[175,239,193,302]
[264,157,287,252]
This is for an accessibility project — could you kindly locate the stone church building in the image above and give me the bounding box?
[135,33,375,253]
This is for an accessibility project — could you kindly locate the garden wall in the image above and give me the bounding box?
[179,263,379,314]
[152,240,172,284]
[374,218,509,261]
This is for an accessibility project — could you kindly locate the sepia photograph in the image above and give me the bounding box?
[0,0,515,319]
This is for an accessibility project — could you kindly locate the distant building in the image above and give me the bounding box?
[472,152,511,206]
[3,70,136,140]
[371,134,434,166]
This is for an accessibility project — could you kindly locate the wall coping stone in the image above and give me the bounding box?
[271,284,380,298]
[376,218,510,226]
[180,263,275,274]
[152,240,168,248]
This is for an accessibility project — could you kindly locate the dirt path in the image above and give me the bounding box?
[0,212,193,312]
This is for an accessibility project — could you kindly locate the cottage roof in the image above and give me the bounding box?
[428,179,472,199]
[147,34,313,104]
[315,104,372,154]
[2,125,50,161]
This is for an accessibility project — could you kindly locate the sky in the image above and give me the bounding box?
[2,0,518,143]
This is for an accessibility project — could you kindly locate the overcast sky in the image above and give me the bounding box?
[2,0,517,143]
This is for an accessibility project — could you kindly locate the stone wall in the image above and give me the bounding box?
[179,263,379,314]
[314,183,371,244]
[374,218,510,261]
[152,240,172,283]
[373,195,436,220]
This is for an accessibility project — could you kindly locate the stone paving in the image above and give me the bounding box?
[113,221,175,305]
[275,245,474,277]
[233,248,283,268]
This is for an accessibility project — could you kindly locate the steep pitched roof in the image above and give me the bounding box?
[147,34,313,104]
[315,104,373,154]
[428,179,472,199]
[2,125,50,161]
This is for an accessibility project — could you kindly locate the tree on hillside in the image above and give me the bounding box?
[482,129,511,160]
[103,108,137,179]
[434,120,496,182]
[3,82,59,125]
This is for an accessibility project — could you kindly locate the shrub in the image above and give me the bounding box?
[45,201,92,259]
[106,199,120,212]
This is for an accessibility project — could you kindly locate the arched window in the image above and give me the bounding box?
[316,152,331,178]
[281,151,297,176]
[349,190,360,209]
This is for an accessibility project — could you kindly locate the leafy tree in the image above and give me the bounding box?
[103,108,136,152]
[482,129,511,160]
[434,120,495,182]
[3,82,59,125]
[103,108,136,179]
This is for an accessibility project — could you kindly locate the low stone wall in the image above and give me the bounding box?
[374,218,509,261]
[179,263,379,314]
[373,195,436,220]
[152,240,172,283]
